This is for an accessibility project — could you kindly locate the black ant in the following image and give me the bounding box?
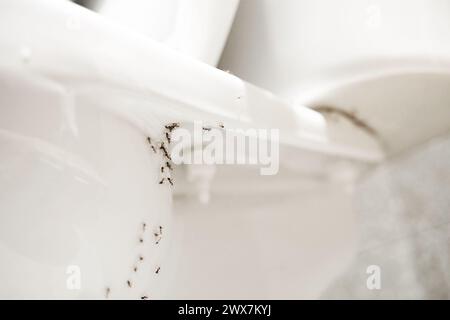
[155,266,161,274]
[165,132,171,144]
[154,227,162,244]
[139,237,144,243]
[139,256,144,262]
[161,166,165,173]
[165,123,180,132]
[160,142,169,155]
[166,161,173,171]
[127,280,132,288]
[159,178,165,184]
[105,287,111,298]
[167,177,173,186]
[133,266,138,272]
[218,122,225,129]
[142,222,147,231]
[141,296,149,300]
[154,232,162,244]
[202,126,212,131]
[159,142,171,160]
[147,137,157,153]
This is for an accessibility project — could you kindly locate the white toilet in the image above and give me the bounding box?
[0,0,448,299]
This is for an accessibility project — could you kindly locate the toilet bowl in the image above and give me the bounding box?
[0,69,174,299]
[0,0,448,299]
[218,0,450,298]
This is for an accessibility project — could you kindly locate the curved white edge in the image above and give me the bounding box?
[290,57,450,103]
[98,0,241,66]
[0,0,384,163]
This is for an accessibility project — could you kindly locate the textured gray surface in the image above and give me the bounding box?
[322,133,450,299]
